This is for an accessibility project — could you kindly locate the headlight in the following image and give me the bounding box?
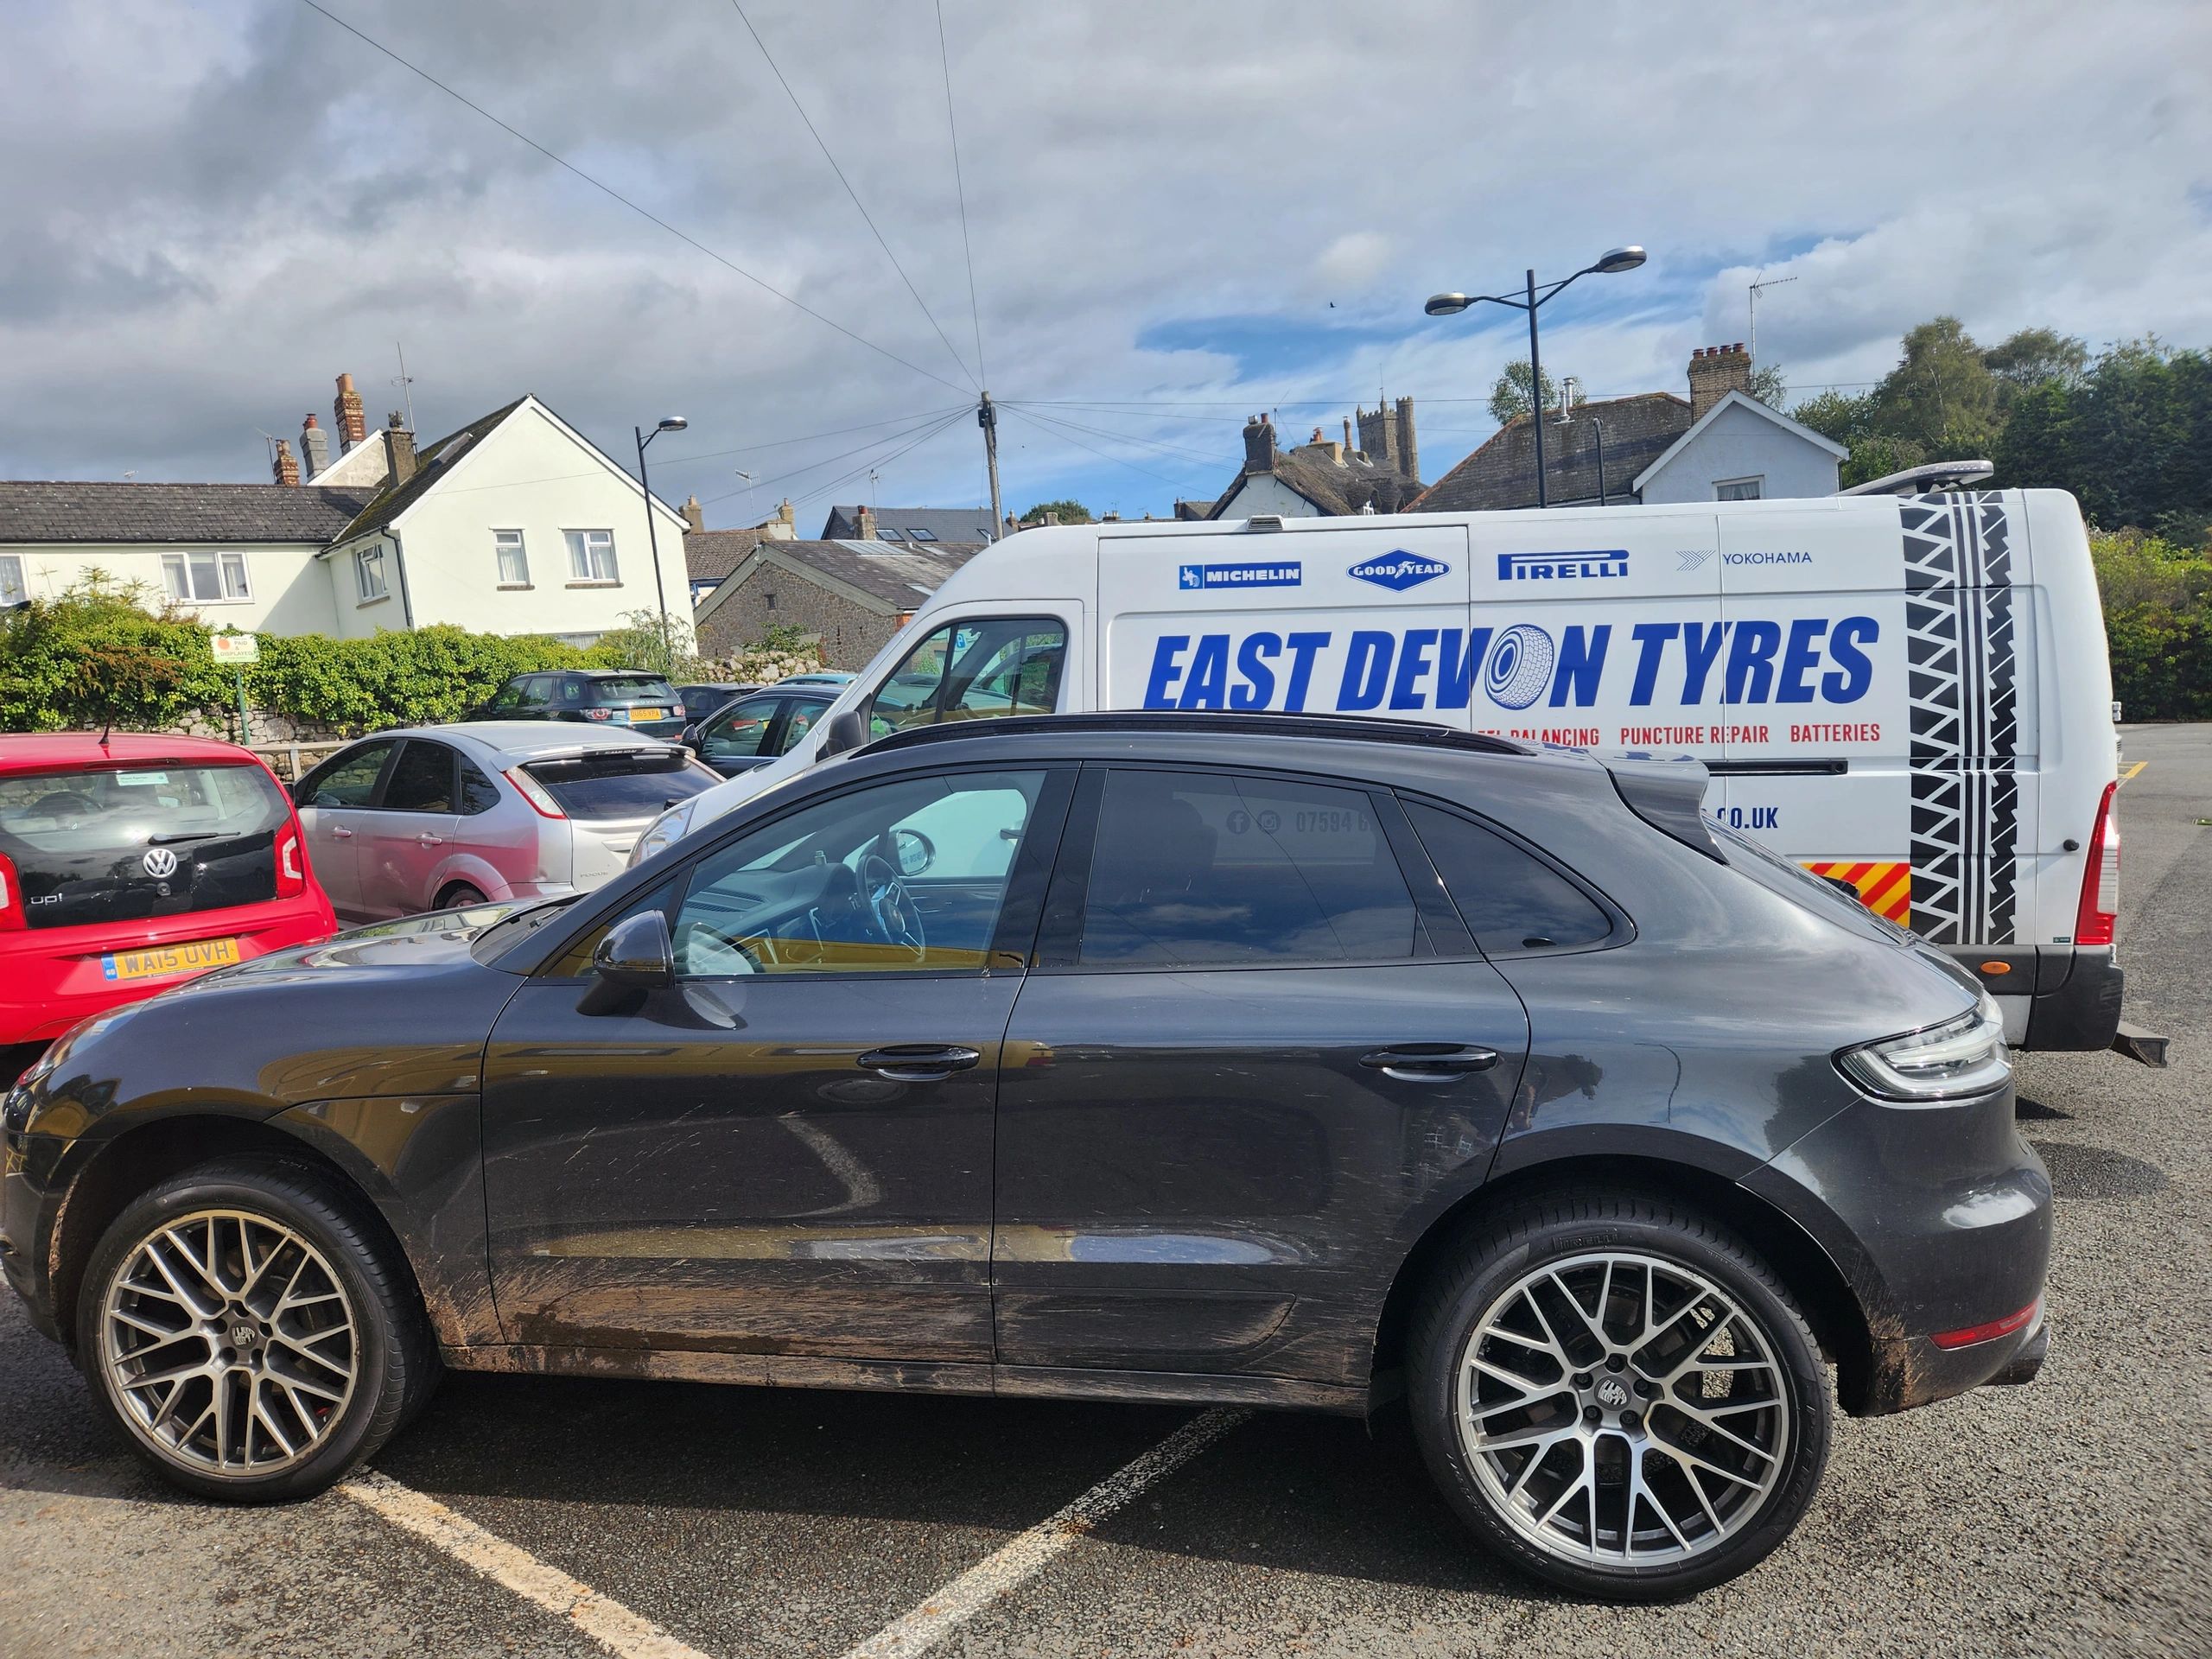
[628,800,696,868]
[1836,995,2010,1103]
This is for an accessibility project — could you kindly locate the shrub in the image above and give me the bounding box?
[2091,531,2212,720]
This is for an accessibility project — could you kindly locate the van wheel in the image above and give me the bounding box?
[75,1159,435,1503]
[435,883,487,910]
[1407,1192,1829,1599]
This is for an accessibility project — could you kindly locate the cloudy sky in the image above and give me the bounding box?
[4,0,2208,526]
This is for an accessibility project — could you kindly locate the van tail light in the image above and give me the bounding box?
[2074,781,2119,947]
[0,850,23,931]
[505,767,568,819]
[275,823,307,897]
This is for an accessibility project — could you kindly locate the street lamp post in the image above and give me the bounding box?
[634,416,687,670]
[1424,246,1647,508]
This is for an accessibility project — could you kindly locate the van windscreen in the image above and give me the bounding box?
[0,763,287,929]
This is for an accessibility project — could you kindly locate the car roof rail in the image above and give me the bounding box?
[861,710,1534,759]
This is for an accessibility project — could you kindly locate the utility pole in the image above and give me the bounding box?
[1748,273,1797,368]
[978,391,1005,540]
[1523,269,1548,509]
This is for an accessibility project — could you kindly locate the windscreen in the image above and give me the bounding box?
[589,677,678,703]
[0,763,287,929]
[524,751,720,820]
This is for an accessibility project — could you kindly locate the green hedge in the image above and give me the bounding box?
[2092,531,2212,721]
[0,577,623,734]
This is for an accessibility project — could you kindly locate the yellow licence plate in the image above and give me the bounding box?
[626,707,669,721]
[102,937,242,984]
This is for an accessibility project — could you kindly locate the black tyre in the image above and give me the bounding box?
[436,883,488,911]
[1408,1191,1830,1599]
[75,1158,436,1503]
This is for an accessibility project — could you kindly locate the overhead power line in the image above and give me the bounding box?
[1001,405,1213,490]
[295,0,968,394]
[699,407,969,507]
[726,0,976,391]
[785,409,974,512]
[650,406,969,471]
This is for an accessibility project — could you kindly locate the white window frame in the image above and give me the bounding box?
[159,550,252,604]
[0,553,24,607]
[494,528,531,587]
[1714,475,1764,501]
[355,545,389,603]
[564,528,620,584]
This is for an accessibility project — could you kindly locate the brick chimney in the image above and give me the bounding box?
[1394,396,1419,482]
[1242,413,1277,472]
[1689,344,1751,420]
[382,411,416,485]
[270,437,300,487]
[333,372,367,451]
[682,494,705,534]
[855,504,877,540]
[298,413,328,478]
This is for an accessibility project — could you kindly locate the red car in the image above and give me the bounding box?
[0,733,336,1048]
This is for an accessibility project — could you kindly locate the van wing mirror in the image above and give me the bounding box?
[592,911,676,989]
[818,709,868,758]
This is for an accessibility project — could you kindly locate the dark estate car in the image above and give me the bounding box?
[681,683,840,778]
[467,671,687,737]
[0,715,2050,1598]
[674,682,757,724]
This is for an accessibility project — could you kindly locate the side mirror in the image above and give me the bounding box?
[680,722,702,749]
[592,911,675,989]
[819,709,867,758]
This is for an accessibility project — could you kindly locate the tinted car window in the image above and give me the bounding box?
[1402,801,1612,954]
[673,769,1044,976]
[778,698,824,753]
[298,741,393,807]
[542,880,676,977]
[1078,770,1415,967]
[591,676,678,704]
[383,742,455,812]
[868,618,1066,738]
[522,751,721,820]
[458,759,502,816]
[697,696,783,767]
[485,680,531,714]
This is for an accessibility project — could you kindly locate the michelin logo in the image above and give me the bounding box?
[1497,550,1630,581]
[1179,561,1300,590]
[1348,551,1450,592]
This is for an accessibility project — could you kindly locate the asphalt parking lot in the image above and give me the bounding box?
[3,725,2206,1659]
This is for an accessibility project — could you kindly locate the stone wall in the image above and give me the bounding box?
[699,564,899,669]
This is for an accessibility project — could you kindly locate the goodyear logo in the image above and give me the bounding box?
[1498,550,1630,581]
[1348,551,1450,591]
[1179,561,1300,590]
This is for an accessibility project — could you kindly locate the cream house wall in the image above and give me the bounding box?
[0,542,339,633]
[322,402,687,644]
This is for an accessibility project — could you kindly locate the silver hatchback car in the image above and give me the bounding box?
[290,724,721,923]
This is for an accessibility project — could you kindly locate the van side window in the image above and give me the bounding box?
[1077,770,1416,967]
[1402,801,1611,955]
[868,617,1066,738]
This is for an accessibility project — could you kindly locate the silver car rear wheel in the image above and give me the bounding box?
[1453,1249,1792,1567]
[99,1209,361,1480]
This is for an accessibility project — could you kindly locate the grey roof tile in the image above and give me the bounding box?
[0,480,376,544]
[1410,393,1691,512]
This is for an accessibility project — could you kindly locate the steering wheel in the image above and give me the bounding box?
[859,849,927,961]
[674,920,766,976]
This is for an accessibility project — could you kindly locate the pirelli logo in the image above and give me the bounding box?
[1804,860,1911,927]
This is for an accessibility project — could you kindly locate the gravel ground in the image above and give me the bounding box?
[2,725,2205,1658]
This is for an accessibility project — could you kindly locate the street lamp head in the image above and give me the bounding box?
[1424,292,1471,317]
[656,416,689,432]
[1592,245,1647,275]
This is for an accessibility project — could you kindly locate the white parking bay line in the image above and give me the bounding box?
[341,1470,713,1659]
[843,1407,1252,1659]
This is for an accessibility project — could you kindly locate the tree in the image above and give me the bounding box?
[589,607,697,680]
[1867,315,2003,456]
[1984,327,2088,393]
[1487,359,1564,424]
[1747,362,1789,409]
[1020,499,1091,525]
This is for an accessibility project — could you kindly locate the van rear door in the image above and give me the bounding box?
[1099,522,1473,723]
[1712,493,2040,950]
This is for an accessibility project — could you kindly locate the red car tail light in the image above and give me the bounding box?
[1930,1298,2042,1351]
[275,823,307,897]
[0,850,23,931]
[505,767,568,819]
[2073,780,2119,947]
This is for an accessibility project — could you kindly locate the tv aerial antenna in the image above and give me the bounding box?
[1748,272,1797,367]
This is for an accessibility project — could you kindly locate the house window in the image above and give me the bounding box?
[494,529,530,586]
[161,550,251,604]
[355,545,388,602]
[0,554,24,607]
[906,527,938,542]
[764,591,778,612]
[1715,476,1764,501]
[564,529,619,583]
[876,527,904,542]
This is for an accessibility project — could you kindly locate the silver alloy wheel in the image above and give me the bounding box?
[1453,1250,1791,1567]
[99,1208,359,1478]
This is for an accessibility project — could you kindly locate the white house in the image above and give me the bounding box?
[1631,389,1848,505]
[0,391,687,648]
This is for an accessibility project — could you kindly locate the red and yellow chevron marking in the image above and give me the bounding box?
[1802,860,1911,926]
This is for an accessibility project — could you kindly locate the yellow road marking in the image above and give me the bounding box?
[2120,760,2146,785]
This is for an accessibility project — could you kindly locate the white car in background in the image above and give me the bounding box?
[293,723,720,922]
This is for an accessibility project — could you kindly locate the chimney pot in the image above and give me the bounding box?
[271,437,300,487]
[333,372,367,450]
[382,413,416,484]
[298,411,329,478]
[855,504,876,540]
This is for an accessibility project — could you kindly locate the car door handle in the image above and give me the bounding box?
[417,833,445,847]
[328,826,353,840]
[856,1045,982,1082]
[1360,1044,1502,1081]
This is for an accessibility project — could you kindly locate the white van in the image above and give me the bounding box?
[639,490,2140,1056]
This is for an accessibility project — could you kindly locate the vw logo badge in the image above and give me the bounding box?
[141,847,179,879]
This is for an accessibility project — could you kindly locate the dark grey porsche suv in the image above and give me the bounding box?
[1,713,2050,1599]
